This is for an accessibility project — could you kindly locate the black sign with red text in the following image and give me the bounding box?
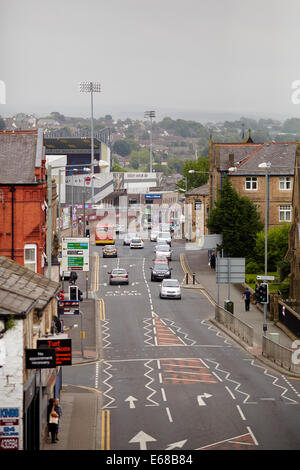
[37,338,72,366]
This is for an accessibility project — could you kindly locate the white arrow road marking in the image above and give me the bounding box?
[197,393,213,406]
[165,439,187,450]
[125,396,138,409]
[129,431,157,450]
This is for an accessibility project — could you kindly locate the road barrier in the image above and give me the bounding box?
[215,304,254,346]
[262,335,300,375]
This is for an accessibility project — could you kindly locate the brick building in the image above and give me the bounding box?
[0,130,47,274]
[209,138,296,228]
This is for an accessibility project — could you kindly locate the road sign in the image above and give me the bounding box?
[62,237,89,272]
[216,257,245,284]
[256,275,275,281]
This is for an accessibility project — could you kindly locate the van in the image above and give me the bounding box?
[157,231,172,245]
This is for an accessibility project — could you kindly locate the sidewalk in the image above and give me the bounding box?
[43,270,102,450]
[182,250,295,352]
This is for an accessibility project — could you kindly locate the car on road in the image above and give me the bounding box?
[150,229,160,242]
[157,231,172,245]
[130,237,144,249]
[150,262,172,281]
[154,244,172,260]
[108,268,129,285]
[154,254,169,264]
[160,279,181,299]
[102,245,118,258]
[123,233,137,246]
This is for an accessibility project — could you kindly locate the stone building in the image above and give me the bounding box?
[0,256,60,450]
[286,144,300,302]
[185,183,210,241]
[209,138,296,228]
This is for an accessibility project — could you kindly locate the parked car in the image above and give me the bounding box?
[154,244,172,260]
[160,279,181,299]
[108,268,129,285]
[102,245,118,258]
[150,262,172,281]
[123,233,137,246]
[130,237,144,249]
[157,231,172,245]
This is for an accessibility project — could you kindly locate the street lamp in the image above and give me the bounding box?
[79,81,101,203]
[144,110,155,173]
[258,161,272,336]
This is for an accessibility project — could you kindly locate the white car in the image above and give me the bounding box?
[150,229,160,242]
[155,244,172,260]
[123,233,137,246]
[157,231,172,245]
[130,237,144,249]
[160,279,181,299]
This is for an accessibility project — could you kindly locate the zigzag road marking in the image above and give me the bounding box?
[201,319,233,346]
[144,360,160,407]
[206,359,256,404]
[102,361,117,409]
[244,359,298,404]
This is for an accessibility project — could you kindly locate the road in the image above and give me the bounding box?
[63,235,300,450]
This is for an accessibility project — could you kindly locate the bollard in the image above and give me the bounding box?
[193,273,195,285]
[186,272,189,284]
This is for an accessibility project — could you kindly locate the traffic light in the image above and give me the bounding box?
[69,285,78,301]
[259,283,268,304]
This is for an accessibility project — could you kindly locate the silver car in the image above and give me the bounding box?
[155,244,172,260]
[123,233,137,246]
[108,268,129,285]
[160,279,181,299]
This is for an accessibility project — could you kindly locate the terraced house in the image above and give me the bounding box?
[209,137,296,228]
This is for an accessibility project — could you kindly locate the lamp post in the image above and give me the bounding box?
[144,110,155,173]
[258,161,272,336]
[79,81,101,203]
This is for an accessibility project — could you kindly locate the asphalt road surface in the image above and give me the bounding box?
[63,235,300,451]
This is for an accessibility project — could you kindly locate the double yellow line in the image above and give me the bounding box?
[101,410,110,450]
[98,298,106,320]
[93,252,100,292]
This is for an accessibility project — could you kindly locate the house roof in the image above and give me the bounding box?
[186,183,209,196]
[0,256,60,318]
[0,130,44,184]
[215,142,297,175]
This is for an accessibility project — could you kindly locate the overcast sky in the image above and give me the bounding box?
[1,0,300,121]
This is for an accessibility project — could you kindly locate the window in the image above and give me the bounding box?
[245,177,258,190]
[24,244,37,272]
[279,205,292,222]
[279,177,291,190]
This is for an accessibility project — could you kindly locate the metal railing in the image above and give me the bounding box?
[262,336,300,375]
[215,304,254,346]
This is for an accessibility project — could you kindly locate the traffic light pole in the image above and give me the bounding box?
[263,167,269,336]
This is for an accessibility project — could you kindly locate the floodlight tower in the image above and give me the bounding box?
[144,110,156,173]
[79,81,101,203]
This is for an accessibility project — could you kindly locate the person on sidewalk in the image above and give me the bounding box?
[243,287,251,312]
[54,398,62,442]
[48,402,59,443]
[210,251,216,269]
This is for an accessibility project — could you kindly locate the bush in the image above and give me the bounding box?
[246,261,260,274]
[278,278,290,299]
[277,260,291,282]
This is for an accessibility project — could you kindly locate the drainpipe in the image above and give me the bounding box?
[9,186,15,260]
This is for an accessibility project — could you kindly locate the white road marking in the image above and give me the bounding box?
[236,405,246,421]
[166,407,173,423]
[225,386,236,400]
[247,426,259,446]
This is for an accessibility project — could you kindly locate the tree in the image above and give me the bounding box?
[252,223,290,272]
[206,177,263,258]
[177,156,209,191]
[112,140,131,157]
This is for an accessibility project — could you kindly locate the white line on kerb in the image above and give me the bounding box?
[236,405,246,421]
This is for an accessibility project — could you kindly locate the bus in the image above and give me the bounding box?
[95,223,115,245]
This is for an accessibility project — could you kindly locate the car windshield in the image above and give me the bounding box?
[132,239,141,243]
[157,246,170,252]
[104,246,115,250]
[163,280,179,287]
[112,269,126,274]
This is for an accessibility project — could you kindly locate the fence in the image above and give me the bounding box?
[215,305,254,346]
[262,335,300,375]
[278,300,300,338]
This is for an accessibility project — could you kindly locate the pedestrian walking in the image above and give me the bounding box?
[243,287,251,312]
[210,251,216,269]
[48,400,59,443]
[54,398,62,441]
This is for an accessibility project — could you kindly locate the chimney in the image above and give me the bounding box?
[228,153,234,167]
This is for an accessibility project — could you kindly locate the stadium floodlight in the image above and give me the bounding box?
[79,81,101,203]
[144,110,156,173]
